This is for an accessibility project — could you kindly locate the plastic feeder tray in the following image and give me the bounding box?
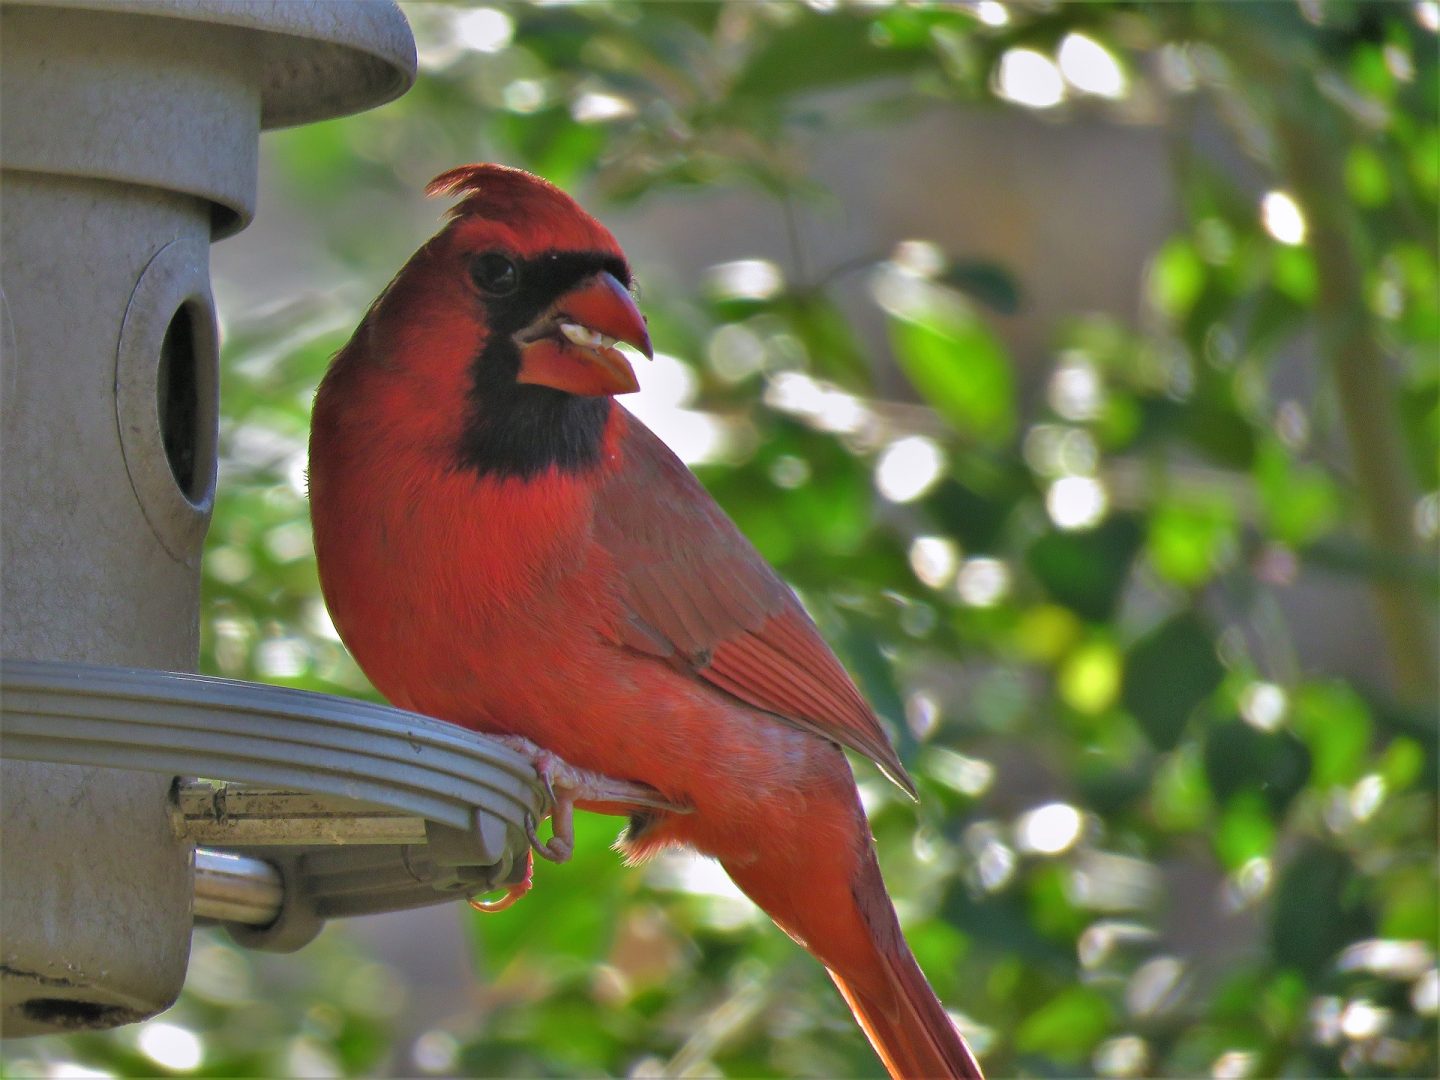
[0,658,548,952]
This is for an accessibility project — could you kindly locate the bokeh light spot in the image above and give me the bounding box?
[705,259,784,301]
[1338,939,1434,980]
[413,1031,460,1074]
[1412,969,1438,1014]
[956,557,1010,607]
[875,436,945,503]
[454,7,513,53]
[1211,1049,1258,1079]
[137,1023,203,1073]
[909,535,960,589]
[1049,359,1104,421]
[1094,1034,1150,1078]
[1058,33,1127,98]
[1015,801,1084,855]
[1340,999,1390,1040]
[1239,681,1287,732]
[926,747,995,797]
[502,79,545,114]
[975,1,1009,27]
[1261,190,1307,245]
[571,91,636,123]
[996,48,1065,109]
[1047,475,1108,530]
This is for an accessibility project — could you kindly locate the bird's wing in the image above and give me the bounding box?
[594,409,915,797]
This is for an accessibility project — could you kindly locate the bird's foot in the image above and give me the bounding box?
[493,735,687,864]
[469,848,533,913]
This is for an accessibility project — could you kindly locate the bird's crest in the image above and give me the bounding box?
[425,163,618,254]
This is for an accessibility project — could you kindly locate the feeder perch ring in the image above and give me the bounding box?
[0,658,548,952]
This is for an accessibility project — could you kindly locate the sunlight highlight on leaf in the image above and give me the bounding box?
[1058,34,1127,99]
[1047,475,1109,530]
[875,435,945,503]
[956,556,1011,607]
[704,259,785,301]
[136,1024,203,1073]
[1261,190,1307,245]
[1015,802,1084,855]
[453,7,513,53]
[996,48,1065,109]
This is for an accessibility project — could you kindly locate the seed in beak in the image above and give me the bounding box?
[560,321,617,352]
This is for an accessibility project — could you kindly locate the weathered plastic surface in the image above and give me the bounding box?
[0,0,415,1037]
[2,660,547,952]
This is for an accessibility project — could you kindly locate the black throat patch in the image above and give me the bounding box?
[455,250,630,480]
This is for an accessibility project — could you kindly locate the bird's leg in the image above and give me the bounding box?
[493,735,687,864]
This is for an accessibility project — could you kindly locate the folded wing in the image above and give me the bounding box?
[596,411,915,798]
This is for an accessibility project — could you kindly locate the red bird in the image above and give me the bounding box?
[308,163,983,1080]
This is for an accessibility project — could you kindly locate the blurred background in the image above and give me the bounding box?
[5,1,1435,1076]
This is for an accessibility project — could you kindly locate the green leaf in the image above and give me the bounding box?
[1122,613,1223,751]
[922,475,1021,552]
[1057,638,1122,715]
[494,107,607,190]
[1290,682,1373,788]
[1148,237,1205,319]
[1145,494,1239,587]
[888,301,1016,444]
[1179,387,1257,470]
[1272,844,1373,981]
[1254,439,1341,545]
[1203,719,1312,814]
[1380,864,1440,939]
[1345,143,1391,207]
[1270,245,1318,305]
[1014,985,1113,1058]
[783,293,873,390]
[1378,736,1424,790]
[1214,790,1277,869]
[733,13,932,99]
[1398,375,1440,489]
[941,259,1022,315]
[1027,517,1144,623]
[1150,746,1214,832]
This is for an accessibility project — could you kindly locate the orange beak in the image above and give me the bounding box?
[516,272,652,397]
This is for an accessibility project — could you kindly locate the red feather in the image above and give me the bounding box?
[595,415,917,797]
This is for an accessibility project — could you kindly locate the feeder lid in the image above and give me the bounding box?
[17,0,417,129]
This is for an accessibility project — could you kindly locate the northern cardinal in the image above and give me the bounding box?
[308,163,983,1079]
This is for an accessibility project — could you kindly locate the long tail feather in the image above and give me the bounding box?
[830,944,983,1080]
[724,827,983,1079]
[828,841,983,1080]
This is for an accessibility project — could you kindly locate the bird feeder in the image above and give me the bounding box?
[0,0,545,1038]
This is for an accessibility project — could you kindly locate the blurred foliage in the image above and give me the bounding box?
[6,1,1436,1078]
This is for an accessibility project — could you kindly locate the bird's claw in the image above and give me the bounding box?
[469,849,534,913]
[494,735,687,865]
[524,807,573,863]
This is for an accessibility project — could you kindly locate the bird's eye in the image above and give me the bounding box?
[469,253,519,296]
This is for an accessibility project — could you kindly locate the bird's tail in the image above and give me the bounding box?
[828,937,983,1080]
[826,842,983,1080]
[724,826,983,1080]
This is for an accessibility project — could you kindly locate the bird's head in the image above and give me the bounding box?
[333,164,655,479]
[424,163,652,398]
